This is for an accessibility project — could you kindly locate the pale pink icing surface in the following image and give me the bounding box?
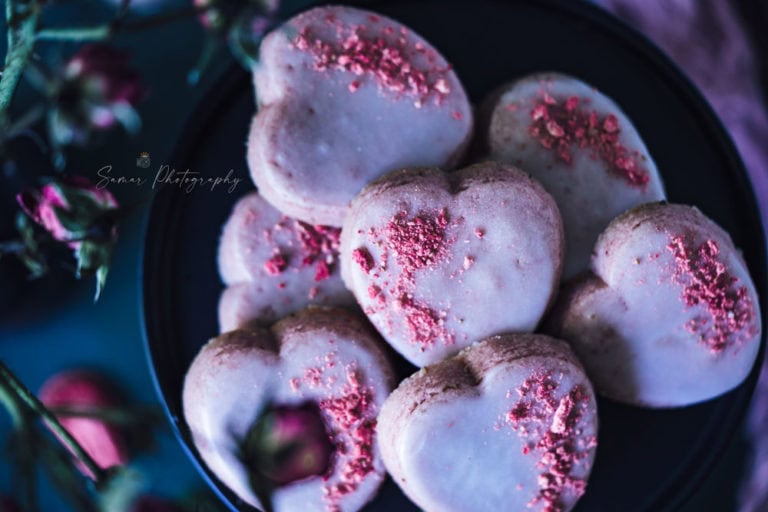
[217,192,355,332]
[487,73,666,280]
[378,335,598,512]
[340,164,564,367]
[183,308,394,512]
[547,203,761,407]
[248,5,473,226]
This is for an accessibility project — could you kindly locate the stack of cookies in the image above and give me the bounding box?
[182,6,762,512]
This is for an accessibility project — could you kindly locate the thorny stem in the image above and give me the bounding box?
[36,4,213,42]
[0,370,40,510]
[0,360,108,484]
[0,0,212,125]
[50,404,161,426]
[36,26,112,42]
[0,0,41,123]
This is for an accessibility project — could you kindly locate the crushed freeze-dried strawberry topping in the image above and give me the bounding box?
[264,254,287,275]
[293,19,453,108]
[384,209,449,278]
[398,295,451,348]
[256,216,341,287]
[352,247,375,274]
[378,209,454,348]
[507,372,595,512]
[526,92,650,188]
[666,235,756,352]
[319,367,377,510]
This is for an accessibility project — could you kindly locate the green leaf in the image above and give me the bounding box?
[13,212,48,278]
[188,36,221,86]
[227,9,273,69]
[61,190,103,221]
[75,240,112,274]
[111,103,141,134]
[52,206,90,240]
[94,264,108,301]
[16,212,39,250]
[96,466,145,512]
[19,251,48,279]
[73,241,113,300]
[48,109,78,149]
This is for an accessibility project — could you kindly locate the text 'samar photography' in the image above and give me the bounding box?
[95,152,243,193]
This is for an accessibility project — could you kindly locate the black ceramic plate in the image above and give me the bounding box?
[142,0,768,511]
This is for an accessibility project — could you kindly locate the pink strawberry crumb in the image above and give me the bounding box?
[352,247,375,274]
[527,93,650,188]
[667,235,756,352]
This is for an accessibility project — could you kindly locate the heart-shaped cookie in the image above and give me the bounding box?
[340,163,564,367]
[378,334,598,512]
[248,5,473,226]
[217,192,355,331]
[546,203,762,407]
[483,73,666,280]
[183,307,394,512]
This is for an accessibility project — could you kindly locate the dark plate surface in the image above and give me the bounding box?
[141,0,768,511]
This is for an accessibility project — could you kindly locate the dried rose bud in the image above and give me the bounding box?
[50,44,147,147]
[17,175,117,246]
[193,0,279,68]
[194,0,278,32]
[17,176,119,298]
[243,402,334,488]
[38,370,130,479]
[130,495,185,512]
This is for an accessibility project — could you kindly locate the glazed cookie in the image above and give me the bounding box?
[378,334,598,512]
[484,72,666,279]
[340,163,564,367]
[217,192,355,331]
[546,203,762,407]
[183,307,395,512]
[249,5,473,226]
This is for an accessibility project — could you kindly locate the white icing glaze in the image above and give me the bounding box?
[182,330,278,508]
[379,335,598,512]
[487,72,666,280]
[249,5,473,226]
[340,164,564,367]
[183,308,394,512]
[217,192,354,331]
[550,203,762,407]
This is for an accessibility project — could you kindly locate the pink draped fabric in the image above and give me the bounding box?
[603,2,768,511]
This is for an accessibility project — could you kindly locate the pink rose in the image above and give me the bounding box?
[38,370,130,479]
[192,0,280,69]
[17,175,118,247]
[16,175,119,298]
[51,44,147,146]
[244,402,334,487]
